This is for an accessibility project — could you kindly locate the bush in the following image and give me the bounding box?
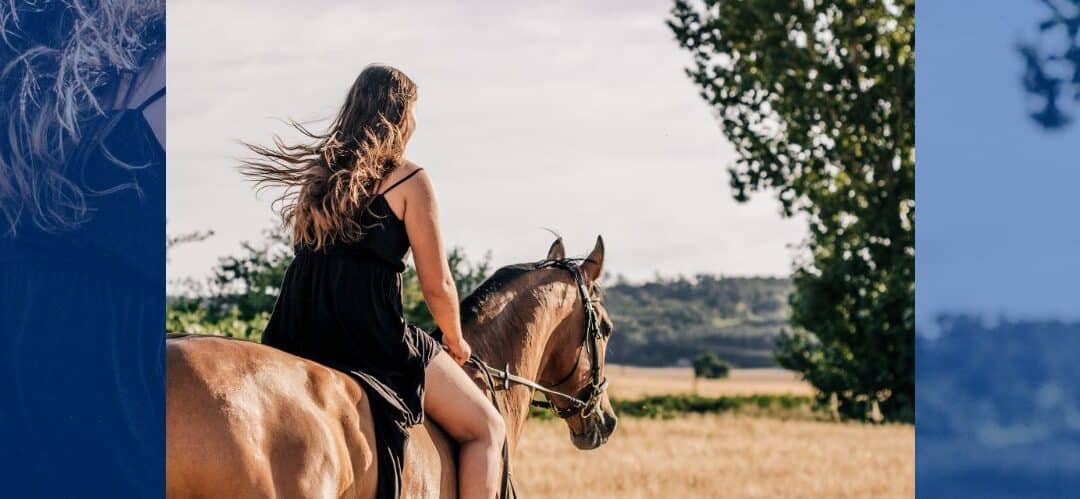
[692,353,731,379]
[166,306,269,342]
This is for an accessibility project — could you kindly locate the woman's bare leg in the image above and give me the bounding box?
[424,351,505,499]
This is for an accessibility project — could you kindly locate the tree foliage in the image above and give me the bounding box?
[669,0,914,421]
[693,352,732,379]
[1019,0,1080,129]
[401,249,492,332]
[167,228,291,341]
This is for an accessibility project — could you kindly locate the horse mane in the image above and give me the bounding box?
[458,262,540,326]
[428,260,559,360]
[457,257,600,330]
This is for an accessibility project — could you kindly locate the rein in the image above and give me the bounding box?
[467,355,518,499]
[468,359,593,409]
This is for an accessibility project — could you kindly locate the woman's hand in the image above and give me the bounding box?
[445,336,472,365]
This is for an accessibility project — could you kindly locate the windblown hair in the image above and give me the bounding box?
[0,0,164,236]
[241,64,418,250]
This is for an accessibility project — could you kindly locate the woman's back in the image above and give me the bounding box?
[297,166,424,272]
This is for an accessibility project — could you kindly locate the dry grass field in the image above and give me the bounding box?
[514,415,914,499]
[605,365,816,399]
[511,366,913,498]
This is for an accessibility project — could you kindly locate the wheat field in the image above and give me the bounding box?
[511,367,914,498]
[605,365,816,399]
[514,415,914,499]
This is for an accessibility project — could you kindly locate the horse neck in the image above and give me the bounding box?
[462,271,573,450]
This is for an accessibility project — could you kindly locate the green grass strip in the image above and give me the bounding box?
[529,393,825,421]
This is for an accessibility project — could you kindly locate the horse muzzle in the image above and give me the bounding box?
[570,408,618,450]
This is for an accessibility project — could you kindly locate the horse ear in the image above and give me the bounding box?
[580,235,605,282]
[547,237,566,260]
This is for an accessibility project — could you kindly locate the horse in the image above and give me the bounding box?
[166,236,617,498]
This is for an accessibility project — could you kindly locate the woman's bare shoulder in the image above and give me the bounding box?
[379,161,427,193]
[402,160,435,188]
[403,160,433,179]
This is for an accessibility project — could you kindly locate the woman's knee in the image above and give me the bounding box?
[482,406,506,444]
[460,404,505,445]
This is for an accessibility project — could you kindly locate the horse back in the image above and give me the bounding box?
[166,335,378,499]
[403,419,457,498]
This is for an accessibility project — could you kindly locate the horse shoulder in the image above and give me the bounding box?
[167,337,379,499]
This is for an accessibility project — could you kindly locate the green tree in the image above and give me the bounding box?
[167,228,214,256]
[1018,0,1080,129]
[669,0,914,421]
[167,227,290,341]
[693,353,731,379]
[205,228,293,321]
[402,248,492,331]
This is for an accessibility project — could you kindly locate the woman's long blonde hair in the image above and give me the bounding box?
[241,64,417,250]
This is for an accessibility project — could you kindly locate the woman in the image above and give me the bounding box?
[242,64,505,499]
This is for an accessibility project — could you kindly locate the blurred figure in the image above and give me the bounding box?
[0,1,165,495]
[1017,0,1080,129]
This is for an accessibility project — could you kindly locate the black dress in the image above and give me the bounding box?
[261,168,442,499]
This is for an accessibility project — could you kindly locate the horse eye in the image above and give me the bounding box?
[601,321,613,337]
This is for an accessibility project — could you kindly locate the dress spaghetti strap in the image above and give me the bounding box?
[379,168,423,195]
[135,87,166,112]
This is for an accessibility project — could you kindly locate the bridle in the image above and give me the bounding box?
[464,258,610,499]
[466,258,610,420]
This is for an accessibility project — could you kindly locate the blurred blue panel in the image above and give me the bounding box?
[917,1,1080,497]
[0,2,165,497]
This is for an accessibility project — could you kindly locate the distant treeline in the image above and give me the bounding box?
[168,231,791,368]
[918,316,1080,489]
[604,275,791,367]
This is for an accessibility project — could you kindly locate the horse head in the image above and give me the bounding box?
[535,236,618,449]
[459,236,618,451]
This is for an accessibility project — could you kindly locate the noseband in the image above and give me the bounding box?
[467,258,610,420]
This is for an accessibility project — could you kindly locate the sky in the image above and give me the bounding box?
[916,1,1080,331]
[166,0,804,287]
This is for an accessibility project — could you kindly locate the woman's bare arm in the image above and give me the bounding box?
[400,169,471,364]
